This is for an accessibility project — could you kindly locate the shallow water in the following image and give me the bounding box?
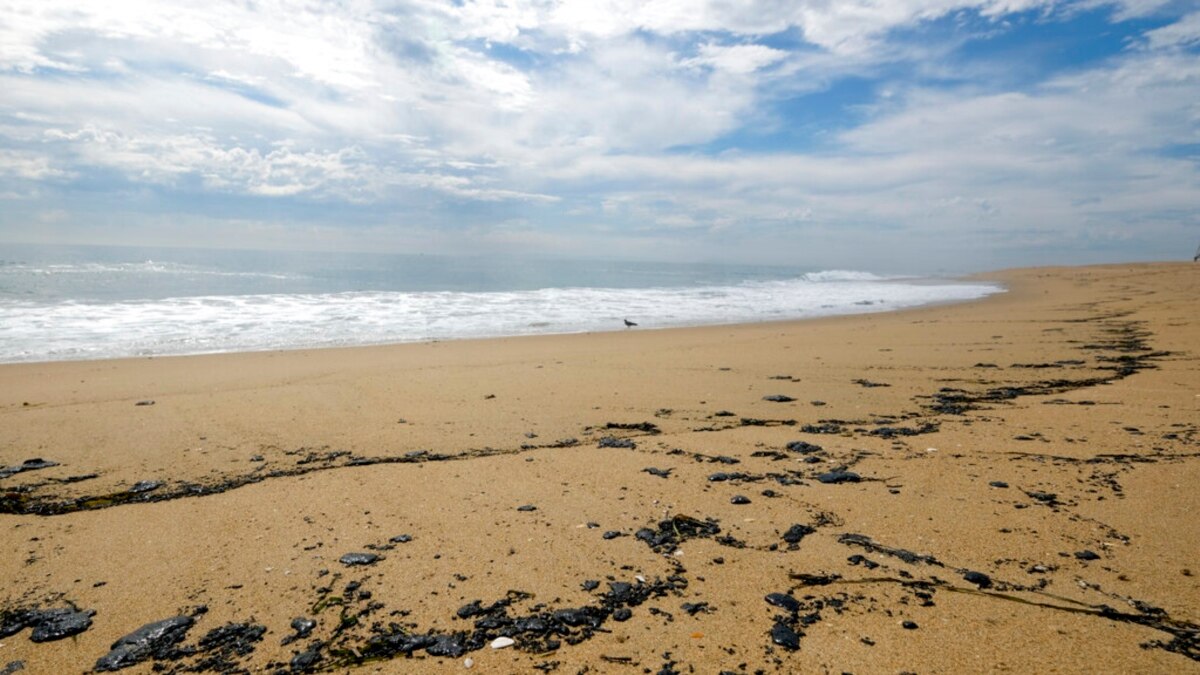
[0,243,1001,363]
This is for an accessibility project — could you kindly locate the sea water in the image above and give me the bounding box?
[0,244,1002,364]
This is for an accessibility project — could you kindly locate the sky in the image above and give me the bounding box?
[0,0,1198,272]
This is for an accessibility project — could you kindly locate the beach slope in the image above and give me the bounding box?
[1,262,1197,673]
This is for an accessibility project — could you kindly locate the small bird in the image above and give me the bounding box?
[624,318,638,328]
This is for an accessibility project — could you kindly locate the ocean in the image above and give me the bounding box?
[0,244,1002,364]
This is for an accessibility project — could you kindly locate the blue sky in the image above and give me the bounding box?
[0,0,1197,272]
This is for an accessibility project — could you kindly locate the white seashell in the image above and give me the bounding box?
[491,636,515,649]
[464,657,474,668]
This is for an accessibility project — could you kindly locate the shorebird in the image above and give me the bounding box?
[624,318,638,328]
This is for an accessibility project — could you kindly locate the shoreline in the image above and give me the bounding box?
[0,268,1002,367]
[1,261,1197,673]
[0,280,1007,370]
[0,268,1014,383]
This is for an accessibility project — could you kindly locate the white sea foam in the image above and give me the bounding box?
[0,275,1002,363]
[801,270,893,282]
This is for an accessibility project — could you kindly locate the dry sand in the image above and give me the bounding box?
[1,262,1198,674]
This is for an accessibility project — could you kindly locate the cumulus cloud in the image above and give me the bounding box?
[0,1,379,87]
[680,43,789,74]
[38,126,369,196]
[0,149,70,181]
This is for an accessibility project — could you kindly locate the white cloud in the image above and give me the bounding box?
[15,66,1195,259]
[0,0,1082,166]
[30,125,555,203]
[681,43,789,74]
[0,149,69,180]
[1090,0,1178,20]
[0,0,1197,268]
[523,38,758,152]
[525,0,1056,54]
[1145,11,1200,49]
[530,30,1199,256]
[0,1,379,88]
[40,126,361,195]
[447,47,535,111]
[205,69,267,88]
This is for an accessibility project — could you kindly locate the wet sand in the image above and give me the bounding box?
[1,262,1198,674]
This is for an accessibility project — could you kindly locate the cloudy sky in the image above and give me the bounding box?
[1,0,1197,271]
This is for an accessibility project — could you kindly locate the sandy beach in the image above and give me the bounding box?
[1,262,1197,674]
